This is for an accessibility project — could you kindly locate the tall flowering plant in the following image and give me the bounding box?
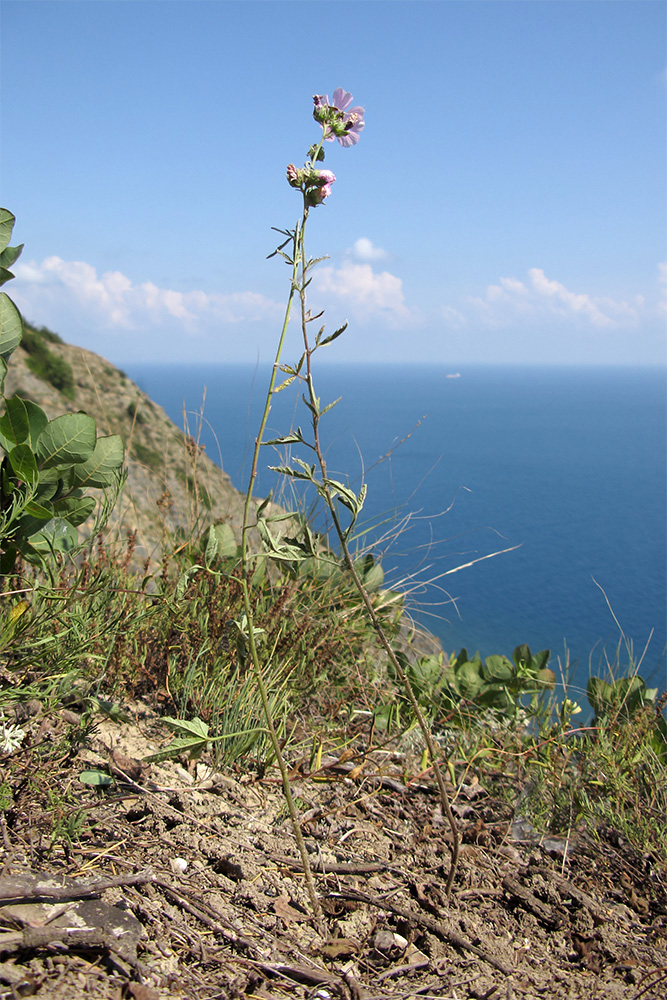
[238,91,458,929]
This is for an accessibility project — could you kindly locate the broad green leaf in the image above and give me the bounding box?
[0,244,23,269]
[207,521,237,559]
[25,516,78,555]
[35,412,96,468]
[456,661,484,700]
[361,560,384,592]
[67,434,124,488]
[204,523,219,565]
[0,210,15,254]
[143,735,209,763]
[52,494,96,526]
[483,655,514,682]
[23,399,49,450]
[531,649,551,672]
[79,769,113,787]
[536,667,556,688]
[0,396,29,446]
[158,716,210,740]
[0,292,23,361]
[587,676,612,716]
[175,564,202,601]
[7,444,38,484]
[23,499,54,519]
[0,268,15,288]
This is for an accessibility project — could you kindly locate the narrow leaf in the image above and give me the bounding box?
[263,429,305,446]
[320,397,342,417]
[319,322,348,347]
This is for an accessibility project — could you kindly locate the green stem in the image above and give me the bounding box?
[239,208,326,934]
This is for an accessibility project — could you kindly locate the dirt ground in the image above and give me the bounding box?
[0,700,665,1000]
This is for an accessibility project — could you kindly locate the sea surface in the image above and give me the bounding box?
[124,362,667,701]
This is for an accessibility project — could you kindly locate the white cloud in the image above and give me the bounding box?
[349,237,389,262]
[466,267,642,329]
[12,256,283,335]
[315,261,413,323]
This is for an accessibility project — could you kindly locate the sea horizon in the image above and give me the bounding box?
[124,360,667,700]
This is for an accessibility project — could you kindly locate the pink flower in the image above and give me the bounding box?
[313,89,365,147]
[306,169,336,206]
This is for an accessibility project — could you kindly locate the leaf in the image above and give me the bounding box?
[159,716,210,740]
[23,517,78,557]
[483,655,514,682]
[67,434,124,488]
[144,716,212,763]
[0,268,16,288]
[7,444,38,484]
[22,399,49,450]
[318,322,348,347]
[320,397,341,417]
[0,357,6,397]
[360,559,384,592]
[456,661,484,700]
[79,769,113,787]
[513,644,532,670]
[143,735,209,763]
[273,375,297,393]
[35,413,97,469]
[0,209,16,254]
[0,396,30,447]
[23,499,54,520]
[0,243,23,269]
[0,292,23,361]
[52,494,96,526]
[174,564,202,601]
[269,463,313,481]
[587,676,612,716]
[273,893,310,924]
[263,428,306,446]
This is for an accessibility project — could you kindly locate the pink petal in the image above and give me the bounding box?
[332,88,354,111]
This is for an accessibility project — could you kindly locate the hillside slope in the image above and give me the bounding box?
[3,323,248,569]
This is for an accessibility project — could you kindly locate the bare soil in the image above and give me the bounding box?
[1,700,665,1000]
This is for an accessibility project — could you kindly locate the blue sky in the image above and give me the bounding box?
[2,0,665,365]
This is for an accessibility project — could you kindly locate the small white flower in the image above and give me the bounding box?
[0,714,26,754]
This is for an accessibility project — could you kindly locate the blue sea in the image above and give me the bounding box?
[125,362,667,700]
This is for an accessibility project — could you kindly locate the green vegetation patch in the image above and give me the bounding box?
[21,323,75,399]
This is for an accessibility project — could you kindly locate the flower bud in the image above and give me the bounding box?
[286,163,300,187]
